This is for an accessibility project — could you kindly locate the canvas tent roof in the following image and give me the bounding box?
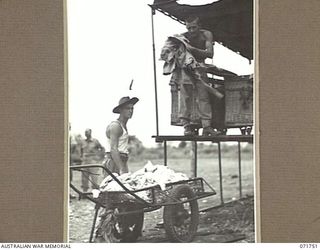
[151,0,253,60]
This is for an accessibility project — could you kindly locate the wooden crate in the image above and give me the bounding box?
[169,75,253,129]
[170,83,201,127]
[224,76,253,127]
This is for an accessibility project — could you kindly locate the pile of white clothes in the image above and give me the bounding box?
[91,161,188,199]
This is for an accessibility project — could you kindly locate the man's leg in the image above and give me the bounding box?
[197,80,221,136]
[82,158,94,192]
[81,171,90,192]
[90,165,101,189]
[179,84,196,135]
[121,155,129,174]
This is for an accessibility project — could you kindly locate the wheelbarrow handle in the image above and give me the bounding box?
[70,163,107,171]
[70,164,153,207]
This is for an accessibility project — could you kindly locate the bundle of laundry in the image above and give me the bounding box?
[160,34,224,99]
[91,161,189,200]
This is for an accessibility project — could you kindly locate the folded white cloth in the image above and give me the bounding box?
[99,161,188,192]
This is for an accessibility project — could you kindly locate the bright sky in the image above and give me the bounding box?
[68,0,254,147]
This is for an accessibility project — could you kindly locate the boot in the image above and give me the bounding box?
[184,124,195,136]
[202,127,222,136]
[184,124,196,136]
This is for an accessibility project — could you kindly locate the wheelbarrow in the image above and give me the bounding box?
[70,164,216,243]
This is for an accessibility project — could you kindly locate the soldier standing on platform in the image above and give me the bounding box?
[180,16,222,136]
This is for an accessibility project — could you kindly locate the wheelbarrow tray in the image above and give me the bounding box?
[98,177,216,208]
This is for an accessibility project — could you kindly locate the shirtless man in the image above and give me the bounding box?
[104,96,139,175]
[180,16,221,136]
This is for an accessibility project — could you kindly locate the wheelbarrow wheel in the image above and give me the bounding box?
[163,184,199,242]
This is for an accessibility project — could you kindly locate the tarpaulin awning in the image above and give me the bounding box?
[151,0,253,60]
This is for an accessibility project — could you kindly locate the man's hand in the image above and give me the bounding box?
[185,43,194,52]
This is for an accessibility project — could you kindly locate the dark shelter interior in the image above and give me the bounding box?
[151,0,253,60]
[151,0,254,135]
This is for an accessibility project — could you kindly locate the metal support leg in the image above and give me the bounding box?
[164,141,167,166]
[194,141,197,177]
[218,142,224,204]
[191,141,197,177]
[150,7,159,136]
[238,142,243,198]
[89,205,100,243]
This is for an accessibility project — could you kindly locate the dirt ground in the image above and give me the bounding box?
[69,153,254,243]
[69,195,254,243]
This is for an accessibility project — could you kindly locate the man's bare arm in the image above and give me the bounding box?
[109,123,127,174]
[187,30,214,59]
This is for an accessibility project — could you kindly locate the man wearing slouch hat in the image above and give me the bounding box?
[104,96,139,175]
[95,96,141,243]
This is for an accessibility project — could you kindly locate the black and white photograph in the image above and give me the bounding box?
[68,0,254,243]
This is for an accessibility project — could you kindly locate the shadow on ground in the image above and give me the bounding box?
[69,195,254,243]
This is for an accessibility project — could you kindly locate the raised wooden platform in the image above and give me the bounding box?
[152,135,253,143]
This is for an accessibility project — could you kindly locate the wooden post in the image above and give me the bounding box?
[150,7,159,136]
[190,141,197,177]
